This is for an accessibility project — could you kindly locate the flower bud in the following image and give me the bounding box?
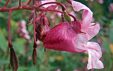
[36,24,51,41]
[32,48,37,66]
[10,48,19,71]
[35,15,51,41]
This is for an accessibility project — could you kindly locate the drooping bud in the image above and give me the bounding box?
[32,48,37,66]
[36,25,51,41]
[10,48,19,71]
[35,15,51,41]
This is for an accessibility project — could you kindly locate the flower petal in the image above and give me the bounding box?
[43,22,85,53]
[82,23,100,40]
[72,1,93,29]
[85,42,104,70]
[41,0,56,8]
[75,33,88,51]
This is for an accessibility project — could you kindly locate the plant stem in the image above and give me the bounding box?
[19,0,22,8]
[61,14,65,22]
[3,0,10,8]
[68,14,77,21]
[26,0,32,6]
[12,1,29,8]
[39,8,63,13]
[43,49,49,65]
[8,10,13,48]
[33,9,37,48]
[37,2,66,11]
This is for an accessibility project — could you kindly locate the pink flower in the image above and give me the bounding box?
[109,3,113,12]
[98,0,103,4]
[16,20,30,40]
[43,1,104,70]
[55,69,61,71]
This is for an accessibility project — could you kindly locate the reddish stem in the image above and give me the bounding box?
[39,8,63,13]
[68,14,77,21]
[26,0,32,6]
[43,49,49,64]
[0,6,63,14]
[8,10,13,48]
[61,14,65,22]
[19,0,21,8]
[33,9,37,48]
[3,0,10,8]
[0,6,34,12]
[38,2,66,11]
[12,1,28,8]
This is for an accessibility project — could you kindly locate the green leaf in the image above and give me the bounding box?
[13,39,25,55]
[0,34,7,52]
[0,59,9,66]
[18,66,28,71]
[29,66,38,71]
[102,37,111,53]
[109,29,113,43]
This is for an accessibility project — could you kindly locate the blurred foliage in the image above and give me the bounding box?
[0,0,113,71]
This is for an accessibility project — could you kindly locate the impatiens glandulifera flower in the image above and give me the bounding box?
[1,0,104,70]
[43,1,104,70]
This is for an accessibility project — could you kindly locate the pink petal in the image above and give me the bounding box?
[45,5,58,10]
[41,0,56,8]
[75,33,88,51]
[43,22,85,53]
[85,42,104,70]
[72,1,93,29]
[98,0,103,4]
[82,23,100,40]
